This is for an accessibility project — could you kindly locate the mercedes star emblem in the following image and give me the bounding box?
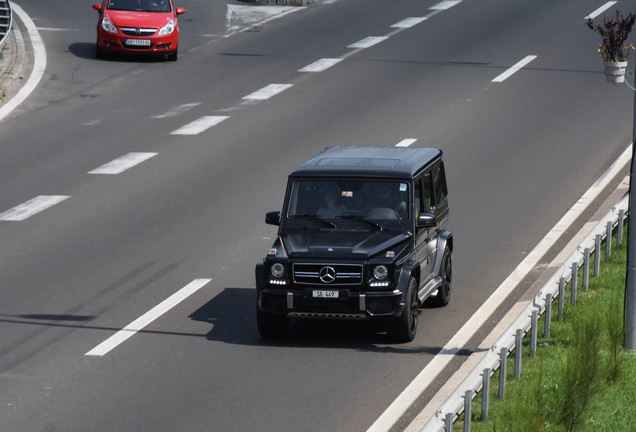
[319,266,336,284]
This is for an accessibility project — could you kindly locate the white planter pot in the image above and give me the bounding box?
[604,60,628,84]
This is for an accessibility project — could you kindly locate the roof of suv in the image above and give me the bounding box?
[291,146,443,178]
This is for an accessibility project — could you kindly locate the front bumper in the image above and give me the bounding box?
[97,34,178,54]
[258,287,404,319]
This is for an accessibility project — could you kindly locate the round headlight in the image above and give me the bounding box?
[373,265,388,280]
[271,263,285,278]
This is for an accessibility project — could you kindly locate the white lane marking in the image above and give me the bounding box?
[492,55,537,82]
[586,2,617,19]
[152,103,202,119]
[367,144,632,432]
[391,17,428,28]
[299,58,344,72]
[170,116,230,135]
[88,152,158,175]
[395,139,417,148]
[242,83,294,100]
[0,196,70,221]
[0,4,47,122]
[430,1,462,10]
[86,278,212,357]
[347,36,389,49]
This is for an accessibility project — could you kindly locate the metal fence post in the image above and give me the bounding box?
[618,209,624,249]
[594,234,601,276]
[530,309,538,357]
[482,368,490,422]
[514,329,522,378]
[558,277,565,320]
[583,248,590,290]
[606,221,612,260]
[544,293,552,338]
[571,262,578,305]
[464,390,471,432]
[445,413,453,431]
[498,347,507,399]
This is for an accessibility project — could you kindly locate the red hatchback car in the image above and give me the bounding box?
[92,0,185,61]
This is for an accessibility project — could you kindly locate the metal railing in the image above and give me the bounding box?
[0,0,11,51]
[421,193,629,431]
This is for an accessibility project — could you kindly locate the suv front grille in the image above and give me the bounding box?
[293,263,363,285]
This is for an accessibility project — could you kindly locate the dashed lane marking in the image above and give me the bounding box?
[89,152,158,175]
[0,196,70,221]
[170,116,230,135]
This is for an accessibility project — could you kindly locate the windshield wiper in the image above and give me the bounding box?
[293,214,336,228]
[337,215,384,231]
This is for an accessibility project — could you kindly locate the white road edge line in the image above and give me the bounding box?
[0,3,47,122]
[0,195,70,221]
[586,1,617,19]
[85,278,212,357]
[242,83,294,100]
[170,116,230,135]
[367,144,632,431]
[430,1,462,11]
[492,55,537,82]
[88,152,158,175]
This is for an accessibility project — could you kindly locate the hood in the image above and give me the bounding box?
[280,229,411,259]
[106,10,174,28]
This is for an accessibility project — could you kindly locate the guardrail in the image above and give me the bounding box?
[0,0,11,51]
[421,193,629,431]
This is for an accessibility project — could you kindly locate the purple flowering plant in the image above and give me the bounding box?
[587,9,636,62]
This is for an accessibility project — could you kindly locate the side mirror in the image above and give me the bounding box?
[265,211,281,226]
[417,213,437,228]
[92,3,102,11]
[175,7,186,15]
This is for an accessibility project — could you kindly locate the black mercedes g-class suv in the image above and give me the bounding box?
[255,146,452,342]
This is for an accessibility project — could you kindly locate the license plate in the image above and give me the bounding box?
[125,39,151,46]
[313,290,339,299]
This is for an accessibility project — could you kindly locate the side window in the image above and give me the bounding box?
[421,171,433,212]
[432,163,447,205]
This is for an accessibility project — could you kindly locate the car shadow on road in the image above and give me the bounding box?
[69,42,174,62]
[189,287,471,355]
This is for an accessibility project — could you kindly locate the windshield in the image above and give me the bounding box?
[107,0,171,12]
[287,179,409,220]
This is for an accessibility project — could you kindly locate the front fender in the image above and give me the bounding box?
[432,231,453,277]
[394,260,419,316]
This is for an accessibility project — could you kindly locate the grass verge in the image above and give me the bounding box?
[458,226,636,431]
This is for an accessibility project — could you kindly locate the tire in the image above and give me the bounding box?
[433,248,452,307]
[167,48,178,62]
[256,305,288,338]
[95,44,106,59]
[388,276,419,342]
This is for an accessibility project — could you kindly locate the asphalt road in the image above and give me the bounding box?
[1,0,635,431]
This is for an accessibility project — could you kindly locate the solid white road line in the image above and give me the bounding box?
[242,84,294,100]
[0,3,47,122]
[347,36,389,49]
[367,144,632,432]
[391,17,428,29]
[170,116,230,135]
[491,55,537,82]
[86,278,212,357]
[89,152,158,175]
[0,195,70,221]
[395,139,417,148]
[586,2,617,19]
[299,58,343,73]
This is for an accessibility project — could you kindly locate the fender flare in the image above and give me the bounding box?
[432,230,453,277]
